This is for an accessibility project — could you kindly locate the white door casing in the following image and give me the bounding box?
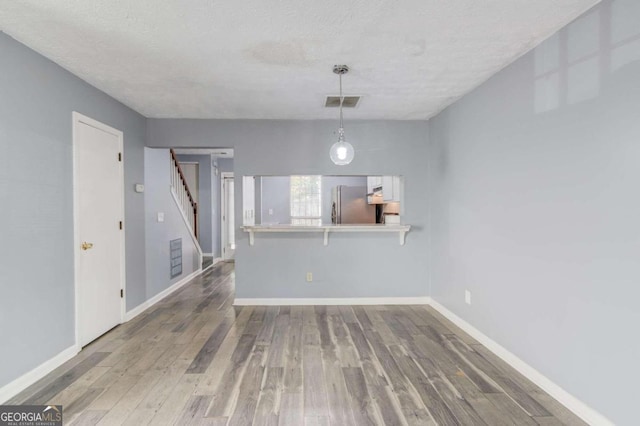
[72,112,125,348]
[221,173,235,259]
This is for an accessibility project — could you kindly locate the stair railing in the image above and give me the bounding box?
[169,149,198,239]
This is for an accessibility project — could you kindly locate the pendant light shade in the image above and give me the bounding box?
[330,65,354,165]
[330,128,354,165]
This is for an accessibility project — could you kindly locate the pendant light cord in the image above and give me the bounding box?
[339,73,344,129]
[330,64,353,165]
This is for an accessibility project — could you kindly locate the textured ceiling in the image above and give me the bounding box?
[0,0,598,119]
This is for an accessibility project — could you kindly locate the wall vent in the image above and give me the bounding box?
[325,96,360,108]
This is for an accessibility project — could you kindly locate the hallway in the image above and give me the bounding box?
[10,263,584,425]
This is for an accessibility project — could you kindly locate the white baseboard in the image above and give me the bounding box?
[0,268,204,404]
[202,253,214,257]
[125,268,202,322]
[0,345,78,404]
[234,297,431,306]
[427,299,613,426]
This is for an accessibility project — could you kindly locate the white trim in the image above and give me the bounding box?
[242,224,411,246]
[72,112,126,350]
[234,297,431,306]
[170,186,203,267]
[0,345,78,404]
[124,268,202,322]
[427,299,614,426]
[221,172,234,260]
[233,293,610,424]
[202,253,215,257]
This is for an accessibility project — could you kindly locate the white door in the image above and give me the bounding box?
[222,174,235,259]
[73,113,124,347]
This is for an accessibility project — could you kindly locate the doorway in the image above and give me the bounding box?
[72,112,125,348]
[221,173,235,259]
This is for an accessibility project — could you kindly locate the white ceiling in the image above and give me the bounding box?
[0,0,598,120]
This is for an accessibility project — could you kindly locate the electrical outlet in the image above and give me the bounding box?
[306,272,313,282]
[465,290,471,305]
[269,208,274,215]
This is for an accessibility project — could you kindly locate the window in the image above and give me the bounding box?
[290,175,321,225]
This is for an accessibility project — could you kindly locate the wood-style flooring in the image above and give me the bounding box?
[10,262,586,425]
[202,256,214,270]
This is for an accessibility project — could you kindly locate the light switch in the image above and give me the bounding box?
[134,183,145,193]
[269,208,274,215]
[157,212,165,222]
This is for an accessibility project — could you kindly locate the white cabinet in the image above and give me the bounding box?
[367,176,383,204]
[367,176,401,203]
[367,176,382,193]
[382,176,394,202]
[381,175,401,202]
[392,176,401,202]
[242,176,255,226]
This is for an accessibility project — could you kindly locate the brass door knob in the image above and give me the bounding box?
[81,242,94,250]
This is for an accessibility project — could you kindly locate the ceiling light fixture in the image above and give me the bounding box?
[329,65,354,165]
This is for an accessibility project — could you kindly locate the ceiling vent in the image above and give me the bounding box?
[325,96,360,108]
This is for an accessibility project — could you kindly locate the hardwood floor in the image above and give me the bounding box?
[202,256,214,270]
[10,262,586,425]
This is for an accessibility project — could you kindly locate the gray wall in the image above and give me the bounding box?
[176,154,214,254]
[147,120,430,299]
[144,148,200,299]
[428,0,638,423]
[217,158,234,173]
[0,32,146,390]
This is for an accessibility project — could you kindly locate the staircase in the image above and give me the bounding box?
[169,149,198,240]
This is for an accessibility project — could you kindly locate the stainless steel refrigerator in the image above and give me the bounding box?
[331,186,376,224]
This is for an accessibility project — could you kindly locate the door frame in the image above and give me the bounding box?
[220,172,234,260]
[72,112,126,350]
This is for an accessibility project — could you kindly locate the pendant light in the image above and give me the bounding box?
[330,65,355,165]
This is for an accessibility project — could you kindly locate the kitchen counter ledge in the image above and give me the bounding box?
[241,224,411,246]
